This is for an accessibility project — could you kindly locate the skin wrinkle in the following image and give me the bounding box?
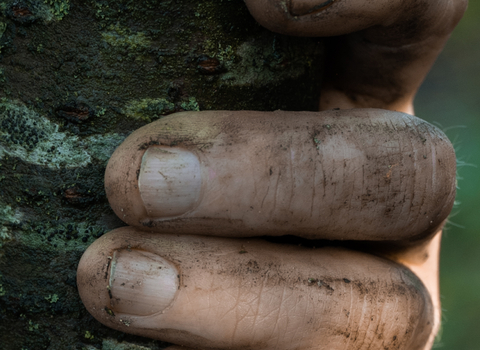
[410,119,426,237]
[286,288,305,344]
[383,294,401,349]
[376,286,390,348]
[398,148,414,235]
[404,118,419,230]
[232,299,250,345]
[260,185,270,210]
[201,179,224,217]
[359,281,378,350]
[347,122,365,215]
[207,288,223,330]
[387,119,405,236]
[288,137,295,214]
[433,167,456,229]
[240,155,252,223]
[416,292,432,349]
[330,155,338,230]
[247,152,256,218]
[340,124,348,222]
[365,278,385,350]
[342,282,354,349]
[349,152,362,215]
[402,271,425,349]
[383,121,394,222]
[332,132,346,230]
[403,289,412,350]
[250,275,265,344]
[256,285,281,344]
[374,286,388,349]
[356,301,369,349]
[271,285,288,349]
[272,168,280,222]
[412,122,430,236]
[285,293,304,347]
[310,148,316,218]
[296,138,308,222]
[368,117,382,233]
[361,164,365,210]
[260,144,271,211]
[277,294,300,345]
[393,164,407,236]
[319,144,327,202]
[181,288,202,335]
[218,289,240,323]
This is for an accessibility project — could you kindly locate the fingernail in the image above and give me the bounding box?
[289,0,336,16]
[109,249,179,316]
[139,147,202,218]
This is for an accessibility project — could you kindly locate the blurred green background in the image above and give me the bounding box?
[416,2,480,349]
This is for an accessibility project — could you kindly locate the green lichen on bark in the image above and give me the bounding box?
[0,99,124,168]
[0,0,324,349]
[123,98,175,122]
[101,23,151,52]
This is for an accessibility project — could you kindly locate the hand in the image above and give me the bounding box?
[245,0,467,114]
[76,1,466,349]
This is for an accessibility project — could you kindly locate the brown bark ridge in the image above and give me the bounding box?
[0,0,324,349]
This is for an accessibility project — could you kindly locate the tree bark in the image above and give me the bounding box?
[0,0,324,349]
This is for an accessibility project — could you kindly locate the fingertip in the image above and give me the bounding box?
[105,132,147,227]
[104,111,221,228]
[77,229,117,327]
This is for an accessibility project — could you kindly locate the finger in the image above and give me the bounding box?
[244,0,468,112]
[244,0,465,37]
[77,228,434,350]
[105,109,456,242]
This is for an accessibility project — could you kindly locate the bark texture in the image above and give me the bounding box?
[0,0,324,349]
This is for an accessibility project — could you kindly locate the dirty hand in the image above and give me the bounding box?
[77,1,466,349]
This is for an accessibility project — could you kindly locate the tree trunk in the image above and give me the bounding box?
[0,0,324,349]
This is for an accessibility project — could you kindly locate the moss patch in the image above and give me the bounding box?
[102,23,151,52]
[220,36,322,87]
[102,338,155,350]
[0,99,125,168]
[0,0,70,23]
[44,0,70,21]
[0,202,19,248]
[179,96,200,112]
[124,98,175,122]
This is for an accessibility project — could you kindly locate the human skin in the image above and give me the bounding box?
[77,0,467,349]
